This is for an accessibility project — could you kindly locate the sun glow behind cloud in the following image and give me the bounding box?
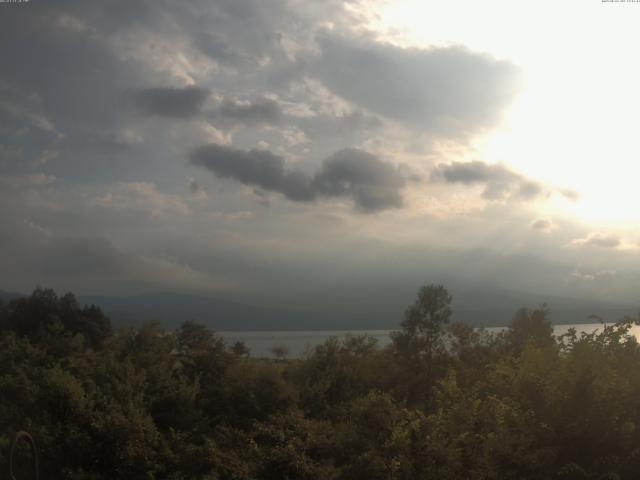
[375,0,640,225]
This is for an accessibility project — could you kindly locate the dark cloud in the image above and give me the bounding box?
[191,144,314,201]
[312,32,520,138]
[0,4,142,134]
[41,236,131,277]
[187,176,208,200]
[191,144,407,212]
[208,97,284,127]
[188,178,201,193]
[4,231,225,294]
[432,161,546,201]
[0,2,157,180]
[434,161,512,184]
[125,88,284,127]
[124,86,211,118]
[0,0,521,183]
[313,148,405,212]
[193,32,255,67]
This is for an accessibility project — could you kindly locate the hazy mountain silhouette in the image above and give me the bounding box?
[0,290,26,302]
[1,288,636,331]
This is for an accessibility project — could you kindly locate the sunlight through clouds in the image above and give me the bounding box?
[376,0,640,224]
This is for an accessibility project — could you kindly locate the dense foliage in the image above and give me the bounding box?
[2,286,640,479]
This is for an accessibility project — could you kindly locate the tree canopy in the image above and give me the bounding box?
[2,286,640,479]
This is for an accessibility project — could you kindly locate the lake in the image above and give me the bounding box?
[220,322,640,358]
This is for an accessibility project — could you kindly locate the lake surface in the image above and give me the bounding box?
[220,323,640,358]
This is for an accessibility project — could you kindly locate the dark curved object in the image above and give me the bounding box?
[9,431,40,480]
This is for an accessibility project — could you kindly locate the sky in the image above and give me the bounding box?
[1,0,639,317]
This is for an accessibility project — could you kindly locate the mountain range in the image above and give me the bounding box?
[1,288,637,331]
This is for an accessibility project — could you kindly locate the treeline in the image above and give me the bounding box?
[1,286,640,479]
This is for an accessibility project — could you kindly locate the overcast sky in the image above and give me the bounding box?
[1,0,640,313]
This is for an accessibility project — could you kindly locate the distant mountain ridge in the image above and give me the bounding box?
[0,290,26,302]
[79,292,311,331]
[1,288,637,331]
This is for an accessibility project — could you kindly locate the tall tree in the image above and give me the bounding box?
[393,284,453,362]
[390,284,453,407]
[507,304,554,352]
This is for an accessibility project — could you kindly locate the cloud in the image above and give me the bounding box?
[43,237,230,292]
[569,232,621,249]
[560,188,580,201]
[0,144,24,165]
[62,129,144,157]
[193,32,253,67]
[0,173,56,189]
[95,181,190,218]
[434,161,513,184]
[187,177,208,200]
[432,161,546,201]
[124,86,211,118]
[312,32,520,138]
[568,268,617,283]
[191,144,407,212]
[0,5,139,134]
[0,226,232,295]
[313,148,406,212]
[191,144,314,201]
[297,110,382,140]
[126,88,285,129]
[530,218,556,233]
[0,82,59,134]
[208,96,284,127]
[516,180,544,199]
[8,0,637,308]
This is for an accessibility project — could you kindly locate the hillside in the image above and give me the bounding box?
[3,288,635,331]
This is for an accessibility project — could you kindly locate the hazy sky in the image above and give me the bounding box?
[1,0,639,311]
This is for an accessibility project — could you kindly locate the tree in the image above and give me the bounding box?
[508,304,554,352]
[175,320,233,424]
[392,284,452,362]
[271,344,290,361]
[1,288,111,351]
[231,340,250,357]
[390,284,453,407]
[293,336,384,417]
[0,297,7,330]
[176,320,221,354]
